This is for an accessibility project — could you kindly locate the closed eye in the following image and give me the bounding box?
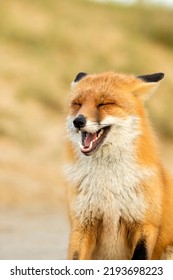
[72,102,81,107]
[97,102,115,108]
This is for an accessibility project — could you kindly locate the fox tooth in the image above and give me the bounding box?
[98,129,104,139]
[88,141,93,150]
[79,142,84,150]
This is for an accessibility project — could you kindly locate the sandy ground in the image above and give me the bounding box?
[0,205,69,260]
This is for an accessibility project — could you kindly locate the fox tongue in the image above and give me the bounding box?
[84,132,97,147]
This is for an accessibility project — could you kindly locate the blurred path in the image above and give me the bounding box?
[0,205,69,260]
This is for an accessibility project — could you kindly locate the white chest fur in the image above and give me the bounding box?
[66,143,153,223]
[66,144,154,259]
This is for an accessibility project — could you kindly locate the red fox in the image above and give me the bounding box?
[65,71,173,260]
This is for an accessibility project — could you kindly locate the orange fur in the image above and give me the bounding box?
[65,72,173,260]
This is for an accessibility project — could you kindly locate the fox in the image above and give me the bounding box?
[65,71,173,260]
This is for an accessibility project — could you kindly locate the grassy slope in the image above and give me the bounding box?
[0,0,173,138]
[0,0,173,206]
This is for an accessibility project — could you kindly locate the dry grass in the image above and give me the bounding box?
[0,0,173,207]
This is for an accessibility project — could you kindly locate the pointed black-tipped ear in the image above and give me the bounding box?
[74,72,87,83]
[137,72,164,83]
[133,72,164,100]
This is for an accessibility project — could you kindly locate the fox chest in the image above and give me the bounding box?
[71,163,147,260]
[67,155,152,259]
[71,161,147,224]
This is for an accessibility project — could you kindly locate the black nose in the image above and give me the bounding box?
[73,114,86,129]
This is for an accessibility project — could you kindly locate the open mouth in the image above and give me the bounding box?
[79,126,110,156]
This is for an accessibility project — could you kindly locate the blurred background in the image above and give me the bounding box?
[0,0,173,259]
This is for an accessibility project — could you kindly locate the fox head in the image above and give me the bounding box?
[67,71,164,156]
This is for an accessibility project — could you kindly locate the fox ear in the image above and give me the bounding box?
[74,72,87,82]
[137,72,164,83]
[133,72,164,100]
[71,72,87,88]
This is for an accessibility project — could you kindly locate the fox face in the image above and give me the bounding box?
[67,72,164,156]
